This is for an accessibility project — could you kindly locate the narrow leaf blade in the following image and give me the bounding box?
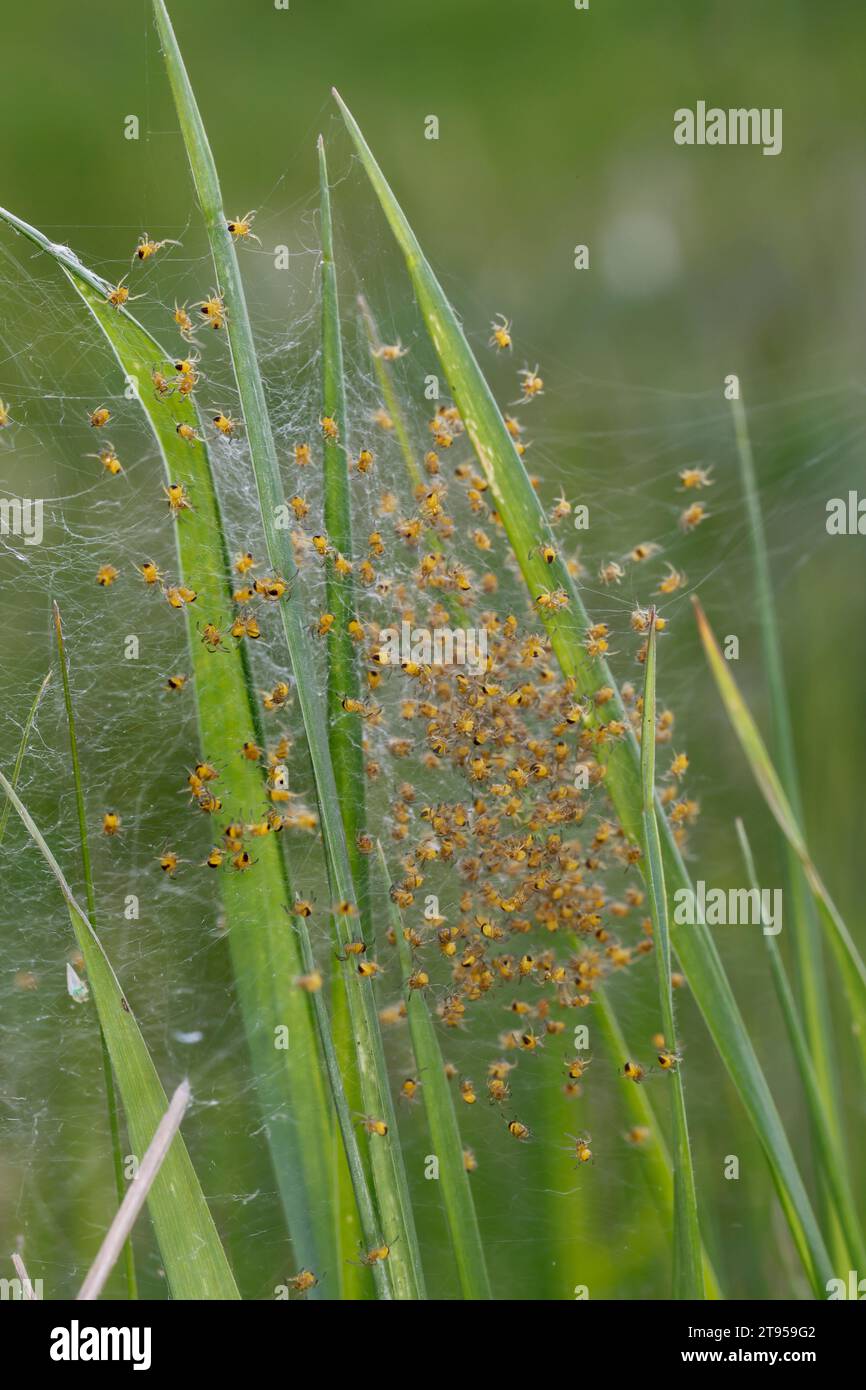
[694,597,866,1032]
[640,619,702,1298]
[383,846,492,1300]
[0,771,239,1300]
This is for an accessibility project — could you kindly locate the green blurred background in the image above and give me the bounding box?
[1,0,864,1300]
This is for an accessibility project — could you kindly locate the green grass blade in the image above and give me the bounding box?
[592,988,721,1298]
[54,605,137,1300]
[333,91,832,1294]
[0,671,50,848]
[381,845,492,1300]
[353,1023,426,1299]
[0,203,340,1293]
[694,597,866,1038]
[0,770,239,1300]
[78,1080,190,1302]
[736,819,866,1273]
[293,917,392,1300]
[319,138,368,881]
[151,2,425,1297]
[640,618,702,1298]
[319,135,372,1297]
[731,393,847,1224]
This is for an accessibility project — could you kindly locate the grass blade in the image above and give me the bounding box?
[333,91,832,1294]
[0,204,340,1293]
[0,670,50,848]
[319,135,372,1296]
[736,819,866,1273]
[0,770,239,1300]
[54,605,137,1300]
[731,392,849,1242]
[293,916,391,1300]
[77,1080,190,1302]
[694,597,866,1041]
[592,988,721,1297]
[381,845,492,1300]
[151,0,425,1297]
[319,138,368,894]
[640,616,702,1298]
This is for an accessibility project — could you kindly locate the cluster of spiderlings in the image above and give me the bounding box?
[263,308,709,1159]
[71,221,712,1170]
